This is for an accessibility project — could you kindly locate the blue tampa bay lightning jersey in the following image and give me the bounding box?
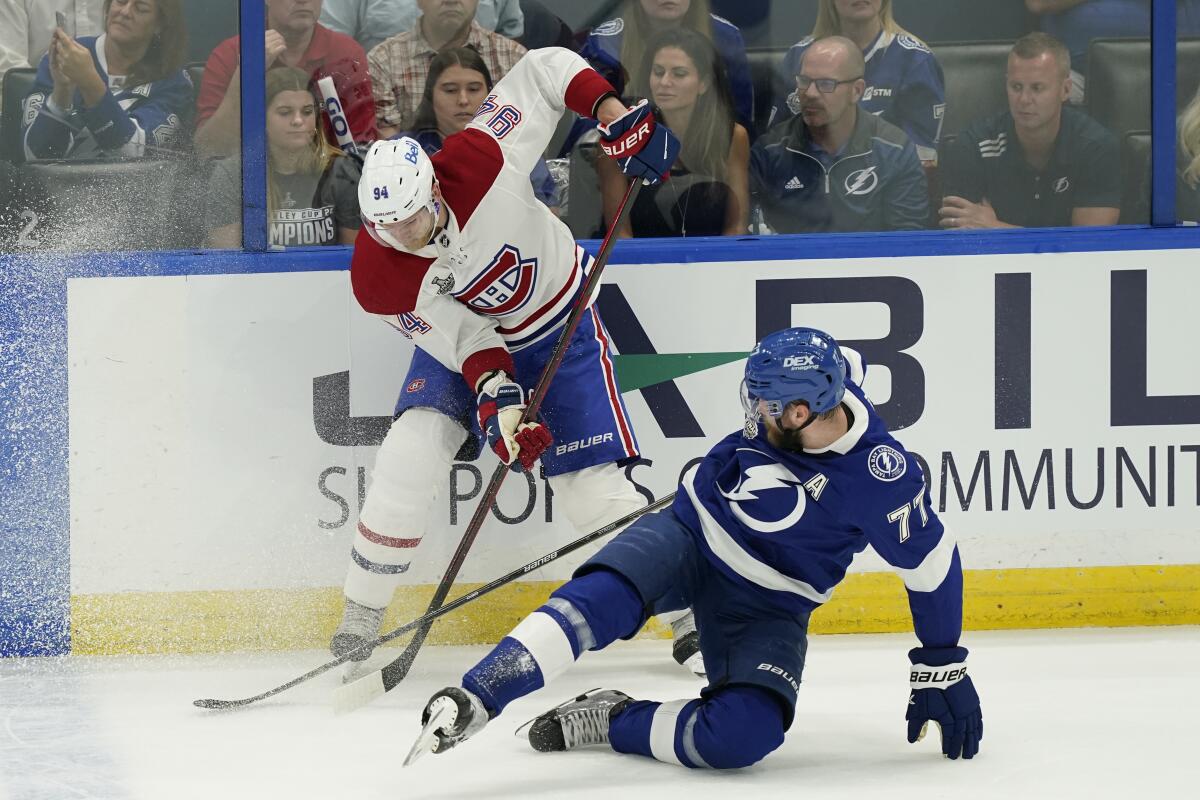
[671,361,962,648]
[22,34,191,160]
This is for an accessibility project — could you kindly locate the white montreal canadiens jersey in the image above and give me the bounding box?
[670,353,962,646]
[351,48,616,388]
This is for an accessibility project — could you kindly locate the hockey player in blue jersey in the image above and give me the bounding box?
[407,326,982,769]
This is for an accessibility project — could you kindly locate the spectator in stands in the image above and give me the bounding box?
[580,0,753,134]
[599,28,748,237]
[0,1,103,109]
[21,0,191,161]
[401,47,559,211]
[1179,84,1200,223]
[750,36,927,234]
[939,32,1120,229]
[773,0,945,165]
[1025,1,1200,104]
[205,67,362,248]
[368,0,526,139]
[195,0,377,157]
[321,0,524,55]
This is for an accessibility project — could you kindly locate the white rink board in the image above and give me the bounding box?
[67,249,1200,595]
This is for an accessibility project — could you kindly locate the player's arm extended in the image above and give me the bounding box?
[866,479,963,648]
[464,46,617,178]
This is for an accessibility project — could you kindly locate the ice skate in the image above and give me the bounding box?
[516,689,633,752]
[330,598,385,662]
[405,687,491,766]
[670,610,706,678]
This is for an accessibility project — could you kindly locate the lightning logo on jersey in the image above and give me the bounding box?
[718,455,807,534]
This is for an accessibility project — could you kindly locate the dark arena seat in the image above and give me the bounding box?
[2,68,38,163]
[931,41,1013,141]
[18,158,196,252]
[1087,38,1200,141]
[746,48,786,136]
[1119,130,1151,225]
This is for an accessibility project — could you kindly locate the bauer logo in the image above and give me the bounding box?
[868,444,907,481]
[554,432,614,456]
[756,663,800,694]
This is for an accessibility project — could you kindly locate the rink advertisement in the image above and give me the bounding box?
[61,248,1200,654]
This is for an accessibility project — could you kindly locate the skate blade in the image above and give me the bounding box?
[404,702,456,767]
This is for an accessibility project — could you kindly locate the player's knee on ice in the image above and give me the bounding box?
[690,686,787,769]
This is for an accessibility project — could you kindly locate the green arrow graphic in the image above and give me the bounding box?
[613,352,748,392]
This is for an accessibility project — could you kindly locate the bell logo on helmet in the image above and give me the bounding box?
[404,140,420,165]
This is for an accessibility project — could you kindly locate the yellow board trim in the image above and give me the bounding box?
[71,564,1200,656]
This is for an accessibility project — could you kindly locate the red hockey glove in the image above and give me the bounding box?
[476,372,553,470]
[598,99,681,185]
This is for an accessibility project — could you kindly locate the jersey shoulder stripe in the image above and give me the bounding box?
[432,128,504,229]
[350,227,435,315]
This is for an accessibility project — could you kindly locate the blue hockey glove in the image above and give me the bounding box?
[597,99,681,185]
[906,646,983,760]
[476,371,553,471]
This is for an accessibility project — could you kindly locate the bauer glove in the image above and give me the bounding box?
[598,99,681,185]
[476,371,553,471]
[906,646,983,760]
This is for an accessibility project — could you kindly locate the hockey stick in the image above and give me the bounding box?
[192,490,673,711]
[343,177,645,701]
[333,490,674,714]
[316,76,362,161]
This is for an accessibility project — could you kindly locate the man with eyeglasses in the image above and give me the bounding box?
[749,36,928,234]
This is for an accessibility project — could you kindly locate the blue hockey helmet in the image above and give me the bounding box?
[743,327,847,420]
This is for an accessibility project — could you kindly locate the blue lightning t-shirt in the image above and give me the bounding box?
[670,372,962,648]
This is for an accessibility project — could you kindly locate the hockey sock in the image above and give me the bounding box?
[463,570,644,716]
[609,687,786,769]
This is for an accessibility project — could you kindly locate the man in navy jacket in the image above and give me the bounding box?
[750,36,927,234]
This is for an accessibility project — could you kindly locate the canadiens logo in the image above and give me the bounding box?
[718,454,807,533]
[455,244,538,316]
[868,445,906,481]
[406,378,426,393]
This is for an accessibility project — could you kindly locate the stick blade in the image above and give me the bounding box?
[193,698,247,710]
[332,669,386,716]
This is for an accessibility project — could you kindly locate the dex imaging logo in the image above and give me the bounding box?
[783,354,818,369]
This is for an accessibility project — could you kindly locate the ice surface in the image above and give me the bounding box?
[1,627,1197,800]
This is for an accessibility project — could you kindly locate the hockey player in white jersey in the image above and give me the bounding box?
[408,327,983,769]
[330,47,700,671]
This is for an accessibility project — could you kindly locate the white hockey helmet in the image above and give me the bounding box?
[358,137,437,226]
